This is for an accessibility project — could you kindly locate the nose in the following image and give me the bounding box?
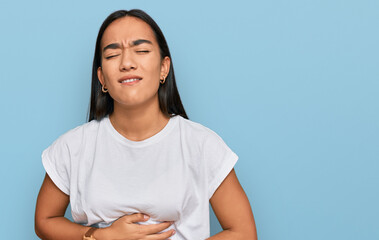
[119,50,137,71]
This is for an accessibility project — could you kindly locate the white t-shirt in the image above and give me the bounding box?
[42,115,238,239]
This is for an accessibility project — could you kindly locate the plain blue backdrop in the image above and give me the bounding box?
[0,0,378,239]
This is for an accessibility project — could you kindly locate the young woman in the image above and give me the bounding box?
[35,9,257,240]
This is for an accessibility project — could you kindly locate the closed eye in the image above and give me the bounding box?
[105,55,119,59]
[136,50,150,53]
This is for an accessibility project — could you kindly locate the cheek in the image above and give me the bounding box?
[140,56,162,75]
[101,65,117,82]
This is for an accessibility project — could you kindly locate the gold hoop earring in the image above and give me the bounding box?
[160,76,166,84]
[102,85,108,93]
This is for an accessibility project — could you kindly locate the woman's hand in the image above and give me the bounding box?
[96,213,176,240]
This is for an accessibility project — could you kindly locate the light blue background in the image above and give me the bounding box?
[0,0,378,239]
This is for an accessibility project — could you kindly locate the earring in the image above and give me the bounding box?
[160,76,166,84]
[102,85,108,93]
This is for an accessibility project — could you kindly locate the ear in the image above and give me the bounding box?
[97,67,105,86]
[160,56,171,79]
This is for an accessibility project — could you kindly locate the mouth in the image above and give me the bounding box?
[119,76,143,85]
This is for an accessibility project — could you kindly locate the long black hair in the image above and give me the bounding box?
[88,9,188,121]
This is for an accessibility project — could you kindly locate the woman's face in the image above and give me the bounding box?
[98,16,170,109]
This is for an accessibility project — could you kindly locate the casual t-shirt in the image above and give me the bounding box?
[42,115,238,239]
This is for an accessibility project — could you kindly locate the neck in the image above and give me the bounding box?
[109,97,170,142]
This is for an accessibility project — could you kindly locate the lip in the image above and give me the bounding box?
[118,75,143,86]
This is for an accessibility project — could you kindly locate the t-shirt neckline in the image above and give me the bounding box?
[103,114,179,148]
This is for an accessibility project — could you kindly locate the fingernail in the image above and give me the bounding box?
[172,230,176,235]
[144,215,149,220]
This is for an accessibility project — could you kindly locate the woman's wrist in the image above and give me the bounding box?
[93,227,111,240]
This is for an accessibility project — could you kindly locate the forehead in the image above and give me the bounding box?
[101,16,157,47]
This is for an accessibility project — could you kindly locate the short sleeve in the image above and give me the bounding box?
[41,137,71,195]
[203,130,239,199]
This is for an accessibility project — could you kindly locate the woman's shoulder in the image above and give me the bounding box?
[64,118,101,138]
[47,118,104,149]
[176,115,224,142]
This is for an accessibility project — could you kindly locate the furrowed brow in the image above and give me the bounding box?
[103,43,121,52]
[130,39,153,47]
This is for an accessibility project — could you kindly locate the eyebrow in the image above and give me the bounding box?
[103,39,153,52]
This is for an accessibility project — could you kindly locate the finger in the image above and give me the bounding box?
[124,213,150,223]
[145,228,176,240]
[138,221,173,235]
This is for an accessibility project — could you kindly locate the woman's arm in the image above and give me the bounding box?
[35,173,92,240]
[208,169,257,240]
[35,174,174,240]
